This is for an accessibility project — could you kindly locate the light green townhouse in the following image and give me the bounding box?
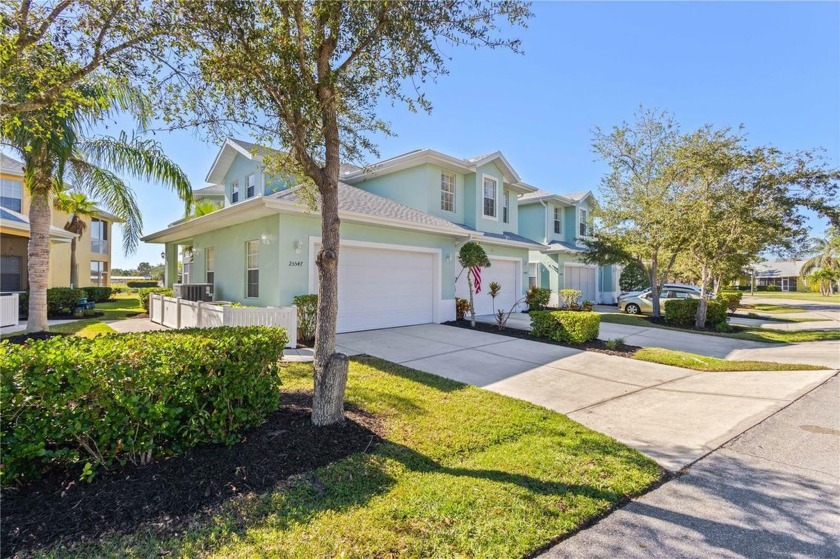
[142,139,619,333]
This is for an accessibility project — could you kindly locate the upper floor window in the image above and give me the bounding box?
[579,208,591,236]
[440,172,455,212]
[231,179,240,203]
[246,174,256,198]
[482,176,497,219]
[554,207,562,235]
[90,261,108,287]
[90,218,108,254]
[502,189,510,224]
[0,178,22,212]
[246,240,259,298]
[205,247,215,291]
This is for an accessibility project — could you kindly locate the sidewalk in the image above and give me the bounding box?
[541,374,840,558]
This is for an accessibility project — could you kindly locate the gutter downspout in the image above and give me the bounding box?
[538,199,549,244]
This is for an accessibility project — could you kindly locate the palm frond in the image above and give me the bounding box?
[67,158,144,254]
[80,132,193,214]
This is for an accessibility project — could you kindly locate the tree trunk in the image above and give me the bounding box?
[695,265,709,329]
[311,78,348,426]
[26,179,52,333]
[468,269,476,327]
[69,237,78,288]
[649,260,661,317]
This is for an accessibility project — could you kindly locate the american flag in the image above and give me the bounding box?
[471,266,482,294]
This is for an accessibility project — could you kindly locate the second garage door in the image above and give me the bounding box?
[333,244,436,332]
[456,258,519,316]
[564,264,596,303]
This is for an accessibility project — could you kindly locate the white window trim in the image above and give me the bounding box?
[481,174,498,221]
[440,171,456,213]
[553,206,563,235]
[205,247,215,284]
[231,179,240,204]
[245,239,259,298]
[245,174,256,198]
[579,207,590,237]
[502,188,510,224]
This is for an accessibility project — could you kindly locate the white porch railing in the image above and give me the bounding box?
[148,294,297,348]
[0,293,19,327]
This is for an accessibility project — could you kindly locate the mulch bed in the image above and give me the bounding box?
[2,331,68,345]
[1,392,383,557]
[444,319,641,358]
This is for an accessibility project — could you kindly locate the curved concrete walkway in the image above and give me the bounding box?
[336,324,835,472]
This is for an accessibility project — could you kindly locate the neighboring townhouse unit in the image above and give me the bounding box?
[518,189,619,305]
[0,154,117,291]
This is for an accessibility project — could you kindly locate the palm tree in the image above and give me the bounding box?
[189,199,222,219]
[1,83,192,332]
[53,190,95,288]
[800,228,840,296]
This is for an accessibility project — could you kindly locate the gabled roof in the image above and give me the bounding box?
[519,189,574,205]
[192,183,225,199]
[341,148,537,194]
[205,138,263,185]
[267,182,473,235]
[562,190,595,203]
[752,260,808,278]
[0,154,24,177]
[0,206,77,241]
[544,240,585,254]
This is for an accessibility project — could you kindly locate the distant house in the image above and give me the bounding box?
[0,154,118,291]
[738,259,810,292]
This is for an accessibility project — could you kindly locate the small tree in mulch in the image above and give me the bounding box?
[458,241,490,327]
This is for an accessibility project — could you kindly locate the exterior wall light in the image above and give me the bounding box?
[295,240,303,254]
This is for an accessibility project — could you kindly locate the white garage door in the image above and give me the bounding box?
[456,258,519,316]
[564,265,596,303]
[332,244,436,332]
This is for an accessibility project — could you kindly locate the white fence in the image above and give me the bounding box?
[0,293,19,327]
[149,294,297,348]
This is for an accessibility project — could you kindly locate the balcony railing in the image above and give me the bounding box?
[91,238,109,254]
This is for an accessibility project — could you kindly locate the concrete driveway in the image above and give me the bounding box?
[336,324,835,472]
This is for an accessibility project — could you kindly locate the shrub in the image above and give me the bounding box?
[765,285,781,292]
[526,287,550,311]
[530,310,600,344]
[126,280,159,288]
[0,326,287,484]
[455,298,471,320]
[718,291,742,314]
[619,261,650,292]
[559,288,582,308]
[110,285,127,295]
[293,294,318,344]
[138,287,173,311]
[664,298,728,328]
[47,287,85,317]
[82,286,113,303]
[581,300,594,311]
[605,337,625,351]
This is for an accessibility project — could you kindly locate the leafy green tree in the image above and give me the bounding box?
[170,0,531,425]
[137,262,153,278]
[583,108,690,318]
[458,241,491,328]
[676,125,839,327]
[53,190,95,288]
[618,261,650,292]
[2,83,191,332]
[801,228,840,295]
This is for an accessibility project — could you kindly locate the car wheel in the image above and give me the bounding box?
[625,303,641,315]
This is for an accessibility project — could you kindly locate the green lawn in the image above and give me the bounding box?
[3,294,142,339]
[598,312,840,344]
[633,348,828,372]
[743,291,840,303]
[745,303,808,315]
[45,357,663,558]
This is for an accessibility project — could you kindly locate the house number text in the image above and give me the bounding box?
[288,261,304,267]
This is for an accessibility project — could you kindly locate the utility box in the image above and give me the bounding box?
[173,283,213,302]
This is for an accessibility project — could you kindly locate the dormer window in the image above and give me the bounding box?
[246,174,256,198]
[554,207,562,234]
[482,176,497,219]
[440,172,455,212]
[502,188,510,223]
[579,208,591,236]
[231,179,240,203]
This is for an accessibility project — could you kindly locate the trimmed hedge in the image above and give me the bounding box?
[293,294,318,344]
[526,287,551,311]
[81,286,112,303]
[126,280,160,288]
[139,287,173,311]
[530,310,600,344]
[0,326,287,484]
[718,291,743,314]
[664,298,728,328]
[47,287,85,316]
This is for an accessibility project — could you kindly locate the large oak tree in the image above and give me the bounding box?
[168,0,531,425]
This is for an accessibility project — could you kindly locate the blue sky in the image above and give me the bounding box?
[79,2,840,268]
